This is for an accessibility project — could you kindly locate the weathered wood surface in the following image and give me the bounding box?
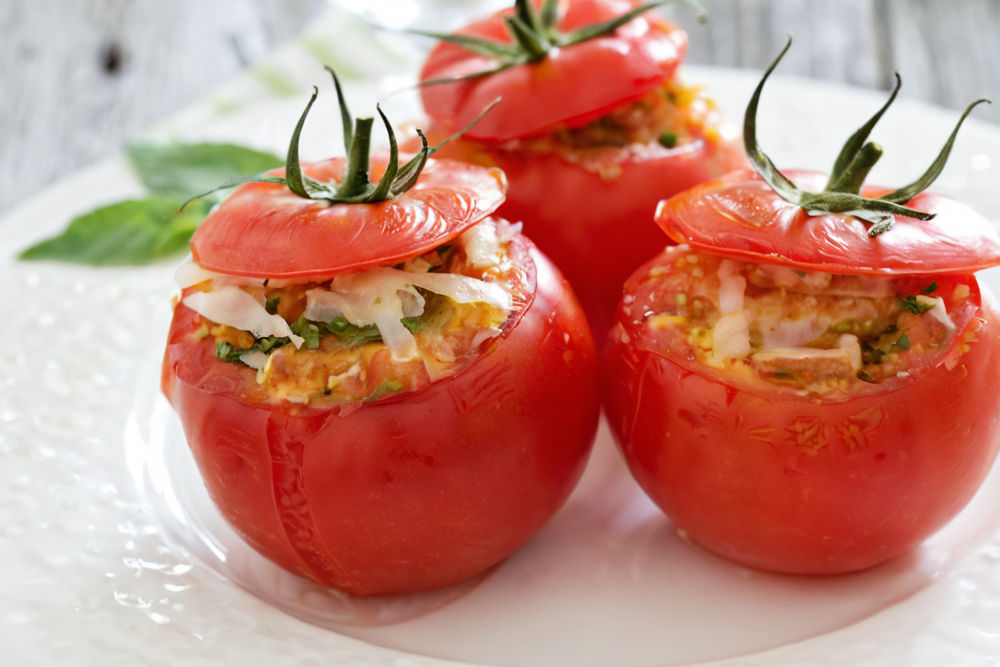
[2,0,998,214]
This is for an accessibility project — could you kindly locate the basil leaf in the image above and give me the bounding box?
[127,142,283,201]
[19,197,210,265]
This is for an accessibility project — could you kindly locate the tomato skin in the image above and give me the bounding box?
[162,238,600,595]
[189,157,507,280]
[603,251,1000,573]
[420,0,687,142]
[658,169,1000,275]
[427,127,744,334]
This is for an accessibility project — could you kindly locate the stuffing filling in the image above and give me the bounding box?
[622,245,965,396]
[545,80,722,149]
[177,218,527,405]
[498,79,726,179]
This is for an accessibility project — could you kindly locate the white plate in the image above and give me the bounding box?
[3,14,1000,665]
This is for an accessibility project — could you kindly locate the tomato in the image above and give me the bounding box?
[602,171,1000,573]
[190,156,507,280]
[418,0,745,334]
[164,73,601,594]
[420,0,687,143]
[165,222,599,595]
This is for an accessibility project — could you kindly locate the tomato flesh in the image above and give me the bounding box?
[603,246,1000,573]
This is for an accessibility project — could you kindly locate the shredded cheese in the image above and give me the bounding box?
[325,267,511,360]
[712,260,751,360]
[183,286,305,348]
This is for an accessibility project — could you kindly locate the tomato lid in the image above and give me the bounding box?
[660,39,1000,276]
[191,156,507,279]
[419,0,687,142]
[657,168,1000,275]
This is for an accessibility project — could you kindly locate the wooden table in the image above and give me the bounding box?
[2,0,998,215]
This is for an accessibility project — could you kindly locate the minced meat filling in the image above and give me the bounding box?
[625,246,961,395]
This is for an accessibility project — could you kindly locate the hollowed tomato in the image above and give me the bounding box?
[162,157,600,594]
[418,0,744,334]
[603,169,1000,574]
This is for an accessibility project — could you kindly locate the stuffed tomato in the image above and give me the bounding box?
[417,0,743,332]
[603,43,1000,574]
[161,79,599,595]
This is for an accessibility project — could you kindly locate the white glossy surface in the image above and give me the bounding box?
[3,15,1000,665]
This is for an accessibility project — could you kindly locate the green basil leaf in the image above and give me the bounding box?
[127,142,283,201]
[19,197,210,265]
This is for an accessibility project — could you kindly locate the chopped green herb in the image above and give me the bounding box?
[857,370,877,384]
[893,333,911,350]
[290,316,321,349]
[658,131,678,149]
[215,335,290,364]
[326,317,384,346]
[900,295,935,314]
[215,342,243,362]
[256,337,288,353]
[265,296,281,314]
[922,282,939,295]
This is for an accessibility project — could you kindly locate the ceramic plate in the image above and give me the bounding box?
[3,12,1000,665]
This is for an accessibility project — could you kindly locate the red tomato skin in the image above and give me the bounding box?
[602,259,1000,574]
[420,0,688,142]
[189,157,507,280]
[428,130,745,334]
[162,238,600,595]
[658,169,1000,276]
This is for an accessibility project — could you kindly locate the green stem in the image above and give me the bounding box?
[824,73,900,191]
[285,87,318,198]
[825,141,883,194]
[326,66,353,155]
[336,117,374,199]
[504,14,550,60]
[743,37,987,237]
[878,98,991,204]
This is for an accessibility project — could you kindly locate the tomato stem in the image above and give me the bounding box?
[337,117,374,199]
[181,70,498,208]
[824,73,900,191]
[285,86,319,199]
[413,0,704,84]
[743,37,990,237]
[825,142,883,195]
